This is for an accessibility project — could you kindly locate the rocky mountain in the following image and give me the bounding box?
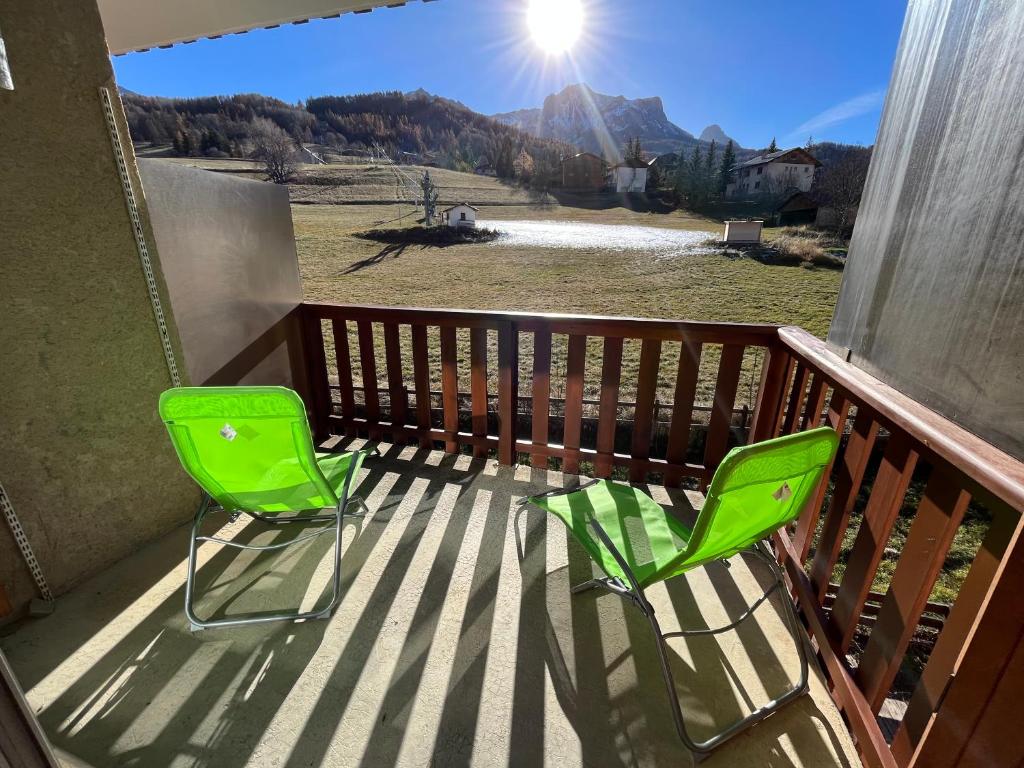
[698,124,739,147]
[493,83,744,158]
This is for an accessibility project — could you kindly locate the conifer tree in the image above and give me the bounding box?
[767,136,778,153]
[718,139,736,195]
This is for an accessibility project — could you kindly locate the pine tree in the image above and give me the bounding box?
[767,136,778,153]
[719,140,736,195]
[805,134,815,150]
[704,139,717,196]
[687,145,703,201]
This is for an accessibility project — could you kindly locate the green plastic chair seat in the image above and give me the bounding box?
[531,481,694,586]
[529,427,839,588]
[159,386,366,514]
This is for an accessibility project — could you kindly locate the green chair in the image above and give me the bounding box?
[159,386,374,630]
[522,427,838,754]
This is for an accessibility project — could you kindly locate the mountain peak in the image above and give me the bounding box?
[699,124,737,146]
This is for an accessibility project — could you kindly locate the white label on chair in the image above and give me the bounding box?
[772,482,792,502]
[220,423,238,441]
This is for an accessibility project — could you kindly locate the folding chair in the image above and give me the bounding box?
[522,427,839,754]
[159,386,374,630]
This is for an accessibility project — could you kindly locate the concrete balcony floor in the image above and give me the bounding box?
[2,442,858,767]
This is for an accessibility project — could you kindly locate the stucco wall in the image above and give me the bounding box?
[0,0,196,619]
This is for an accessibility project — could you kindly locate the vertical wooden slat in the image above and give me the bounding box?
[749,344,789,443]
[792,389,850,560]
[497,321,518,465]
[356,320,381,440]
[562,334,587,475]
[331,319,356,438]
[440,325,458,453]
[383,322,408,443]
[907,507,1024,768]
[411,325,432,449]
[856,469,970,713]
[810,408,880,601]
[530,329,552,469]
[781,361,810,434]
[302,311,331,443]
[828,431,919,653]
[594,336,623,478]
[629,339,662,483]
[773,356,798,437]
[470,327,488,458]
[664,340,701,486]
[892,506,1020,766]
[800,374,828,430]
[702,344,745,488]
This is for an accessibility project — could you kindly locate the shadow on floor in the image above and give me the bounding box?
[2,445,857,767]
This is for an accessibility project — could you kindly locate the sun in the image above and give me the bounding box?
[527,0,584,54]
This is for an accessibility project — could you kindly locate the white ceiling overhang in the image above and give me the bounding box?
[97,0,433,55]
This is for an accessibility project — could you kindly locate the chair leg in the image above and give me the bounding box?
[185,494,348,631]
[640,547,810,754]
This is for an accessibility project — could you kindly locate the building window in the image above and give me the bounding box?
[757,167,763,175]
[460,212,466,220]
[754,181,761,189]
[804,166,810,172]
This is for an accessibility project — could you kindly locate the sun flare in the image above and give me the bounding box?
[527,0,584,54]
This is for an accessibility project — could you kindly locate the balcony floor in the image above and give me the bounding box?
[2,442,858,768]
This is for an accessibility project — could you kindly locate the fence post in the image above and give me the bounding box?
[498,320,519,465]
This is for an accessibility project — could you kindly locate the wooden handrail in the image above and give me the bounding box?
[304,302,781,344]
[779,326,1024,512]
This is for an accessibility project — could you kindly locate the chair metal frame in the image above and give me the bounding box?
[185,448,372,631]
[523,480,810,756]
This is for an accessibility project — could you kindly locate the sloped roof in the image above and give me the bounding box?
[98,0,434,55]
[441,203,479,212]
[610,159,649,169]
[735,147,822,169]
[562,152,605,164]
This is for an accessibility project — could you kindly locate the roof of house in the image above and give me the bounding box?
[441,203,479,213]
[98,0,430,55]
[610,159,649,169]
[735,147,822,169]
[562,152,605,164]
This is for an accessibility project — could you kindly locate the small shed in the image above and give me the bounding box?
[440,203,478,229]
[776,192,819,226]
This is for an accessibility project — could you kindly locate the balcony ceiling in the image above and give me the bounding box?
[97,0,433,55]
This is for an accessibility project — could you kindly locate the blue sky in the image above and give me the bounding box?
[113,0,907,148]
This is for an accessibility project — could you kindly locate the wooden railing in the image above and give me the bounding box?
[297,303,1024,768]
[760,327,1024,768]
[301,302,779,486]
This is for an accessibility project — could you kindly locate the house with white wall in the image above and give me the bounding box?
[609,160,648,193]
[725,147,821,199]
[440,203,478,229]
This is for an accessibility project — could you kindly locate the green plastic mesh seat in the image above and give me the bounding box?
[523,426,839,754]
[159,386,374,630]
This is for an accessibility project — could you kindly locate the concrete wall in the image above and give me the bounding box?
[138,160,304,388]
[829,0,1024,460]
[0,0,196,619]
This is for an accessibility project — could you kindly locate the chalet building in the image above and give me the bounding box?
[725,147,821,199]
[609,159,648,193]
[440,203,478,229]
[775,191,820,226]
[560,152,606,191]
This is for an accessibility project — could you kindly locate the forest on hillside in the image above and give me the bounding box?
[121,89,573,182]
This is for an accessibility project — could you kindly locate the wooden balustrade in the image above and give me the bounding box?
[298,303,1024,768]
[301,302,778,485]
[765,327,1024,768]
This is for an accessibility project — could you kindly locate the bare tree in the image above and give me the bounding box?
[420,170,439,226]
[249,117,298,184]
[816,151,871,233]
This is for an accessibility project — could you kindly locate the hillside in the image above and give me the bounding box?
[120,89,572,176]
[494,83,748,157]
